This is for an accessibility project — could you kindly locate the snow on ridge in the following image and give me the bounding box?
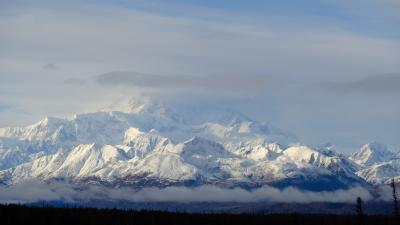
[0,96,398,189]
[349,141,399,167]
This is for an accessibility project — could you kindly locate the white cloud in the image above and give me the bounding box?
[0,181,374,204]
[0,1,399,151]
[1,1,399,78]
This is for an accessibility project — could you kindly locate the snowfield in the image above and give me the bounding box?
[0,97,398,191]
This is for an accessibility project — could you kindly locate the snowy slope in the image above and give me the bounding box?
[347,142,400,185]
[0,96,397,190]
[356,160,400,184]
[0,97,296,170]
[0,133,366,191]
[349,142,399,167]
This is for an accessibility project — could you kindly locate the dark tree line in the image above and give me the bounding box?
[391,178,399,217]
[0,204,399,225]
[354,177,399,225]
[0,179,399,225]
[356,197,364,225]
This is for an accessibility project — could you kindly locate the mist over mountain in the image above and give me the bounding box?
[1,0,400,213]
[0,96,398,207]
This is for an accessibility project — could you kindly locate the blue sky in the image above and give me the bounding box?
[0,0,399,152]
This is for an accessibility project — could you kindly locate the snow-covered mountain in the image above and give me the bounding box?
[0,97,296,169]
[0,97,398,191]
[349,142,399,167]
[347,142,400,185]
[356,160,400,184]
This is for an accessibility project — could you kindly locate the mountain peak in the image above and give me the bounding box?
[100,95,167,114]
[35,116,65,127]
[350,142,398,167]
[364,141,388,152]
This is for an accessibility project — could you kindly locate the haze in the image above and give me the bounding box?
[1,0,400,153]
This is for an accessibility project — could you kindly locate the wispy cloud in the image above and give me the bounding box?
[0,103,13,112]
[0,0,399,151]
[319,74,400,94]
[43,63,60,71]
[0,181,373,204]
[96,71,272,94]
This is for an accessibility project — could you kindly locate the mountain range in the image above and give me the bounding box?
[0,96,399,193]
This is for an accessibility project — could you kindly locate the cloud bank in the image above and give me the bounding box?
[320,74,400,94]
[0,181,373,204]
[96,71,272,94]
[0,0,400,152]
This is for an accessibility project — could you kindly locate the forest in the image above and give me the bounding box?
[0,204,399,225]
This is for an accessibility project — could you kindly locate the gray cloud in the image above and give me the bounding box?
[0,0,399,152]
[63,78,86,86]
[96,71,272,94]
[0,181,373,204]
[43,63,60,71]
[319,74,400,94]
[0,103,13,112]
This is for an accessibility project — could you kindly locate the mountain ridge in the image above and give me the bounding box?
[0,97,398,192]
